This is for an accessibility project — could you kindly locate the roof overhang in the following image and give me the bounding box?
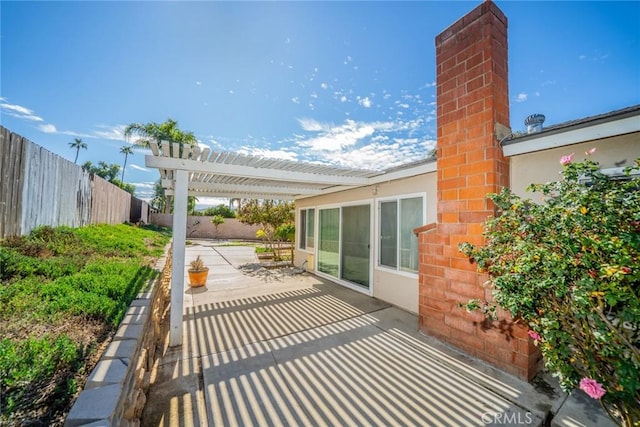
[502,105,640,156]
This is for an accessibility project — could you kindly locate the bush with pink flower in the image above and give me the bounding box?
[459,151,639,425]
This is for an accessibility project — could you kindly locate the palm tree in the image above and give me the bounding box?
[120,145,134,182]
[124,118,197,213]
[68,138,87,164]
[123,118,197,148]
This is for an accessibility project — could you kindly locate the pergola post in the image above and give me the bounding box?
[169,169,188,347]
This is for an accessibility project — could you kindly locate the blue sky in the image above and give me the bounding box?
[2,1,639,203]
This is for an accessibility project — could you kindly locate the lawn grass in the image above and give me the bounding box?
[0,223,170,426]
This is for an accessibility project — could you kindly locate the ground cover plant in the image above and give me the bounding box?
[460,152,639,426]
[0,223,170,426]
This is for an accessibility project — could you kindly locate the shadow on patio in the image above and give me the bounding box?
[142,265,559,427]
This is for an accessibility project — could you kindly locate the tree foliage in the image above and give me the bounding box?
[124,118,196,212]
[68,138,87,164]
[119,145,134,182]
[123,118,196,148]
[459,152,640,425]
[202,204,236,218]
[82,161,135,195]
[211,215,225,240]
[236,199,295,248]
[150,179,166,212]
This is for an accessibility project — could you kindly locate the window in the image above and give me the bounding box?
[299,208,315,250]
[379,196,423,273]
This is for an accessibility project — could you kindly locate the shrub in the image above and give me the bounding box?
[0,223,169,424]
[0,335,80,415]
[72,223,169,258]
[459,152,639,425]
[203,204,236,218]
[40,259,156,326]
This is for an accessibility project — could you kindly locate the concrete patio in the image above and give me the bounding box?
[140,241,615,427]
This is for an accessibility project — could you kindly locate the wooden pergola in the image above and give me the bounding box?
[145,141,435,346]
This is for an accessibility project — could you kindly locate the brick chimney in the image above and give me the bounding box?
[418,0,541,380]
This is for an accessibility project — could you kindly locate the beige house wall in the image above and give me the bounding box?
[295,172,437,313]
[509,132,639,198]
[293,131,638,314]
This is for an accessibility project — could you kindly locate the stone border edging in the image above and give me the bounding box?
[64,245,173,427]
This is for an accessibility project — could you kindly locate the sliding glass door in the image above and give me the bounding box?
[341,205,370,287]
[318,208,340,278]
[318,204,371,289]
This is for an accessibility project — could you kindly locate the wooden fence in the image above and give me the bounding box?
[0,126,150,238]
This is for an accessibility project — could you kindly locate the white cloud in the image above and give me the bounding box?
[195,81,202,85]
[93,124,127,140]
[36,122,130,142]
[297,119,382,152]
[359,97,372,108]
[131,181,155,189]
[237,147,299,161]
[320,82,329,90]
[515,93,528,103]
[291,97,300,104]
[297,118,330,132]
[1,101,44,122]
[39,123,57,133]
[578,53,609,62]
[130,164,151,172]
[305,136,436,170]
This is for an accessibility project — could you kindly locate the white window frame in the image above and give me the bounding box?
[298,207,316,252]
[376,193,425,277]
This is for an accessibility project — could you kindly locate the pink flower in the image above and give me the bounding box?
[579,378,606,399]
[585,147,597,155]
[528,330,542,341]
[560,153,575,165]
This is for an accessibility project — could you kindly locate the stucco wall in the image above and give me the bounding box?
[509,133,639,198]
[149,214,262,240]
[295,172,436,313]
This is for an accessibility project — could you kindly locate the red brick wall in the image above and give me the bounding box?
[418,0,541,380]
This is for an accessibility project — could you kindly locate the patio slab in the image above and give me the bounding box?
[141,241,613,427]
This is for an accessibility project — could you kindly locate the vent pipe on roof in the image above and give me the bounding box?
[524,113,545,134]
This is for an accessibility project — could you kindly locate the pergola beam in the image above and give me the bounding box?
[146,155,372,186]
[164,189,296,200]
[161,179,321,196]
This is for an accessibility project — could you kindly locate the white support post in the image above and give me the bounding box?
[169,169,188,347]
